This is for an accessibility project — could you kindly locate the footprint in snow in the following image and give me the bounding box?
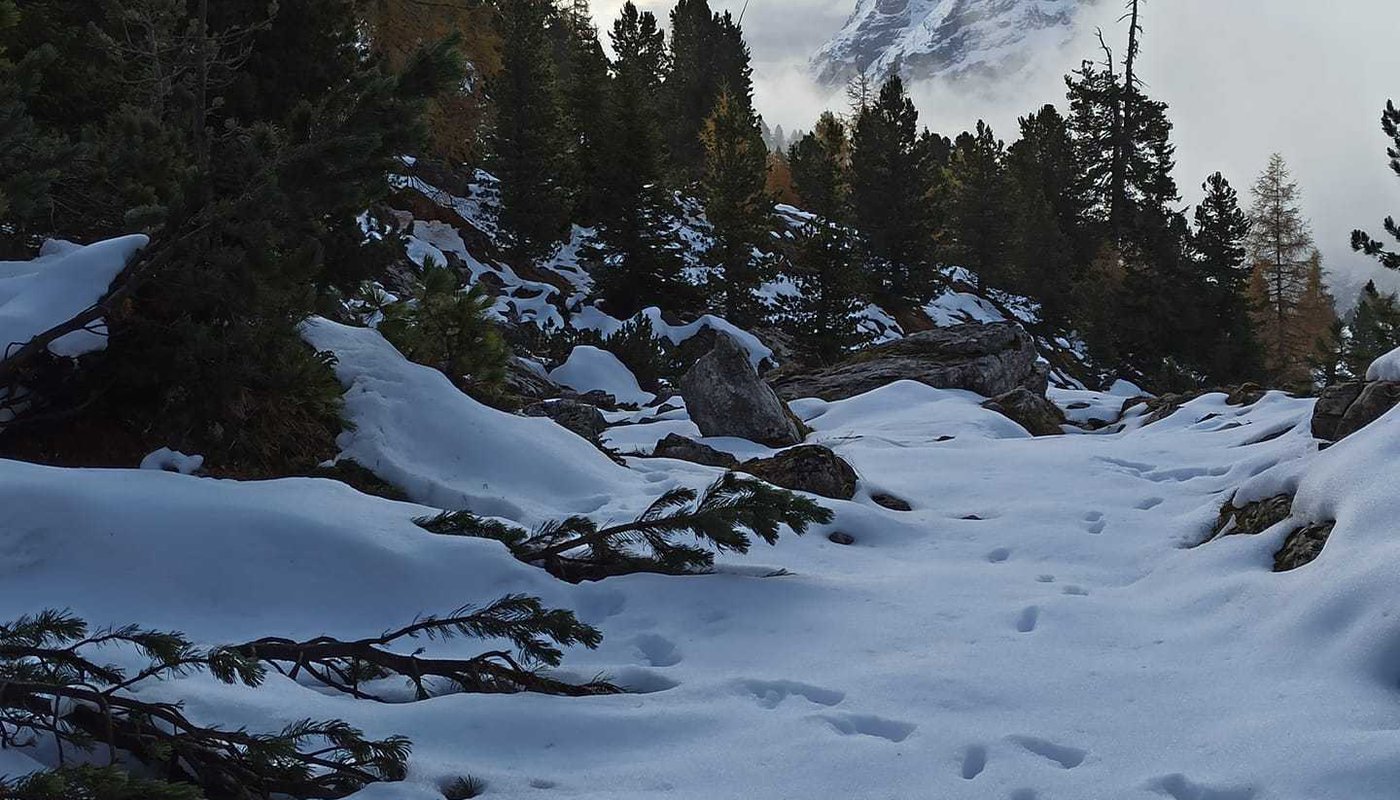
[960,744,988,780]
[1062,585,1090,596]
[740,679,845,709]
[1015,606,1040,633]
[1082,511,1107,534]
[987,547,1012,563]
[632,633,681,667]
[1007,735,1087,769]
[1136,496,1165,510]
[1009,790,1039,800]
[816,713,916,743]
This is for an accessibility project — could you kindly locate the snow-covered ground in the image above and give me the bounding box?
[5,299,1400,797]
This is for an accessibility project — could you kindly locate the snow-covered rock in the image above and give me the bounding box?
[139,447,205,475]
[769,321,1045,402]
[549,345,655,407]
[300,317,650,526]
[1366,344,1400,381]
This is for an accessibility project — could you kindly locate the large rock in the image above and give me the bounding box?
[1310,382,1364,441]
[652,434,740,469]
[1334,381,1400,441]
[769,322,1045,402]
[680,333,803,447]
[522,399,607,440]
[981,387,1065,436]
[741,445,857,500]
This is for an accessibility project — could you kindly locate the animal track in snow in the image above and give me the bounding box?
[633,633,682,667]
[1009,790,1039,800]
[1082,512,1107,534]
[1062,585,1090,596]
[740,679,845,709]
[1036,574,1056,583]
[1149,773,1257,800]
[817,713,916,743]
[1136,496,1165,510]
[960,744,987,779]
[1016,606,1040,633]
[987,547,1012,563]
[1008,735,1086,769]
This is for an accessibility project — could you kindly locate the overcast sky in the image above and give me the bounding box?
[591,0,1400,303]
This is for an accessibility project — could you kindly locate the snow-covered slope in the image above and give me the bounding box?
[812,0,1090,85]
[11,356,1400,797]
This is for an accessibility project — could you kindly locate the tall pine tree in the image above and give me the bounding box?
[849,74,934,299]
[700,86,772,325]
[592,1,692,317]
[945,121,1013,292]
[1192,171,1260,382]
[493,0,571,264]
[1247,154,1335,387]
[663,0,754,184]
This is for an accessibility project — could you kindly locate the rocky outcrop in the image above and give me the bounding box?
[1274,522,1334,572]
[680,333,803,447]
[981,387,1065,436]
[522,399,607,440]
[504,358,562,402]
[769,322,1045,402]
[1212,494,1293,540]
[652,434,740,469]
[1312,380,1400,442]
[1209,493,1333,572]
[741,445,857,500]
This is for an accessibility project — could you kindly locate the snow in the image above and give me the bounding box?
[300,317,650,527]
[549,346,655,406]
[10,329,1400,798]
[0,235,147,360]
[140,447,205,475]
[924,288,1008,327]
[1365,344,1400,381]
[572,305,774,367]
[14,362,1400,799]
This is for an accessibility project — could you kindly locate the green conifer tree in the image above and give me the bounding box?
[591,1,693,317]
[1352,100,1400,270]
[1192,171,1261,382]
[946,121,1013,291]
[849,74,934,299]
[493,0,571,264]
[700,86,772,325]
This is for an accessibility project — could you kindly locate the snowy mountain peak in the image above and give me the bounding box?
[812,0,1090,86]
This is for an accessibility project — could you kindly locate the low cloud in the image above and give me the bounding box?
[590,0,1400,303]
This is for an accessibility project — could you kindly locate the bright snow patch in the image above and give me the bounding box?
[0,234,147,359]
[924,288,1007,327]
[549,345,655,406]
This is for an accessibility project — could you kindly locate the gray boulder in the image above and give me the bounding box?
[652,434,740,469]
[981,387,1066,436]
[741,445,857,500]
[768,322,1045,402]
[680,333,803,447]
[522,399,607,440]
[1334,381,1400,441]
[1311,382,1364,441]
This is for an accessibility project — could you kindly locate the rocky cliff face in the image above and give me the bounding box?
[811,0,1088,86]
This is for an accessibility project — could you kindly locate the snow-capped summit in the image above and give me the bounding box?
[811,0,1090,86]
